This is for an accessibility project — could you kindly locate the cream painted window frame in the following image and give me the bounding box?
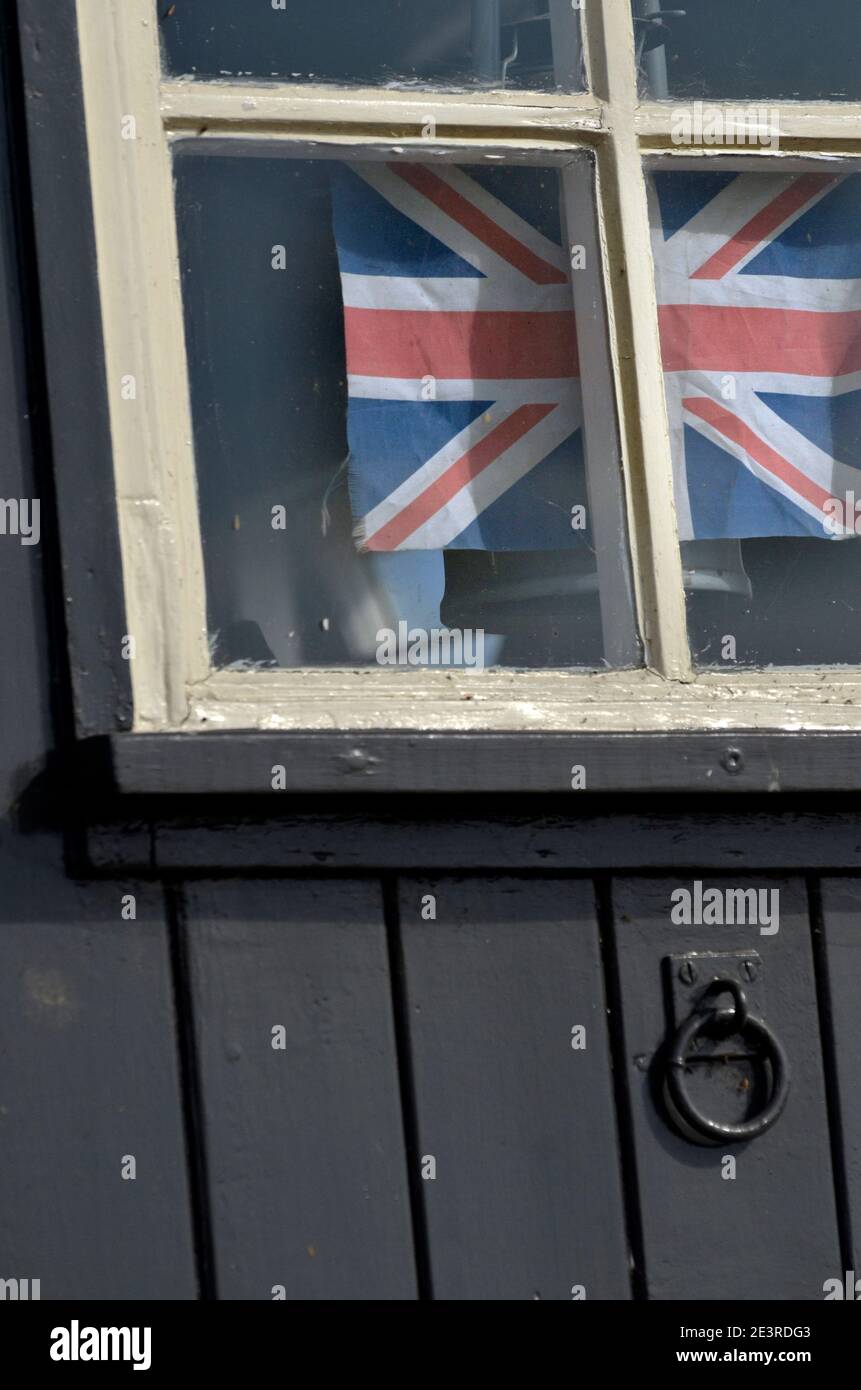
[75,0,861,735]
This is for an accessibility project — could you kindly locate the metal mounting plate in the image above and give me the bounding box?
[665,950,765,1041]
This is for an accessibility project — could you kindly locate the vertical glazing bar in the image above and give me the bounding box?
[76,0,212,725]
[561,157,640,667]
[583,0,692,678]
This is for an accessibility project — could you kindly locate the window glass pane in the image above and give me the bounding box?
[633,0,861,100]
[173,148,638,671]
[650,165,861,667]
[159,1,584,91]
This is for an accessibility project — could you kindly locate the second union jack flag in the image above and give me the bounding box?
[652,169,861,541]
[329,162,586,551]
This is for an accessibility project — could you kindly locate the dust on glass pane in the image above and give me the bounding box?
[172,150,638,672]
[158,0,584,92]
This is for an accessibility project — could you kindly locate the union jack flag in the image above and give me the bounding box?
[651,170,861,540]
[329,162,586,551]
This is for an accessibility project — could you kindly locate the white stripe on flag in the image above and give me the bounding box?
[680,388,831,529]
[338,271,572,313]
[682,410,827,529]
[360,389,580,549]
[356,165,561,291]
[347,375,581,404]
[667,369,861,397]
[438,165,569,277]
[394,399,581,550]
[653,174,807,279]
[655,271,861,314]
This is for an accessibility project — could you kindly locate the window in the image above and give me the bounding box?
[34,1,861,785]
[159,0,585,92]
[174,148,637,674]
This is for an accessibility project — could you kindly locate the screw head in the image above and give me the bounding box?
[721,746,745,775]
[678,960,697,985]
[741,960,758,982]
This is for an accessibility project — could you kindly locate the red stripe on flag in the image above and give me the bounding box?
[344,307,579,380]
[690,174,837,280]
[363,403,555,552]
[392,164,569,287]
[683,396,833,515]
[659,304,861,376]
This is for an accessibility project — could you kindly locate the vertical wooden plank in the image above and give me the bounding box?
[0,865,198,1299]
[612,876,841,1300]
[398,876,631,1301]
[0,8,196,1301]
[817,878,861,1274]
[183,879,417,1300]
[0,1,55,819]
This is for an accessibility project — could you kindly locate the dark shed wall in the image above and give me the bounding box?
[1,3,860,1303]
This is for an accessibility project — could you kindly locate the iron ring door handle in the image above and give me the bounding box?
[663,980,791,1145]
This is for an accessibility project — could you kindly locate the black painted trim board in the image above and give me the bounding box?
[81,802,861,874]
[17,0,132,736]
[107,730,861,795]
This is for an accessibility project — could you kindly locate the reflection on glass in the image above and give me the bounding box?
[633,0,861,101]
[173,150,636,671]
[650,168,861,665]
[159,0,584,92]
